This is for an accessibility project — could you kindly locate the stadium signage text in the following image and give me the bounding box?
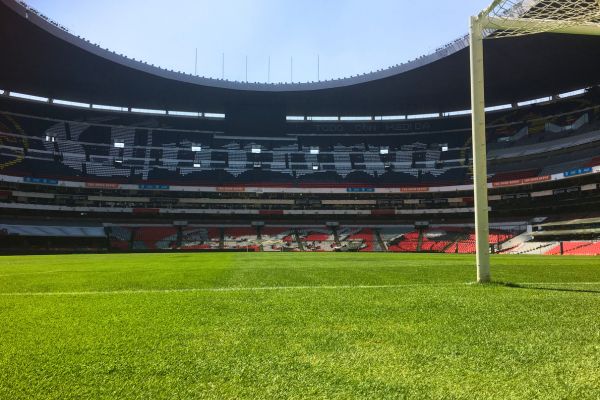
[346,188,375,193]
[85,182,121,189]
[563,167,593,178]
[301,122,433,134]
[3,162,599,195]
[138,184,170,190]
[399,187,430,193]
[492,175,551,188]
[217,186,246,193]
[24,177,58,185]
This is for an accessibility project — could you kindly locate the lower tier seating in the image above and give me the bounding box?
[102,225,521,254]
[545,241,600,256]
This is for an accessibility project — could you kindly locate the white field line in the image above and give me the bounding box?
[517,282,600,286]
[0,284,454,297]
[0,282,599,297]
[0,270,69,277]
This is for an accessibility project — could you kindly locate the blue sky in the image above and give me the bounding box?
[26,0,491,84]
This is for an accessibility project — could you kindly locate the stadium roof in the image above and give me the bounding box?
[1,0,600,116]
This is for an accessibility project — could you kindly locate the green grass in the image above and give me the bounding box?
[0,253,599,399]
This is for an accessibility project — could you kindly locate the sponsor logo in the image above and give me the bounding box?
[522,176,551,184]
[306,122,433,134]
[217,186,246,193]
[24,177,58,185]
[138,184,170,190]
[400,187,429,193]
[492,175,550,188]
[346,187,375,193]
[85,182,120,189]
[563,167,593,178]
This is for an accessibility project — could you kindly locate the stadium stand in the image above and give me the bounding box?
[1,92,600,188]
[296,228,337,252]
[338,228,381,252]
[179,228,221,250]
[259,228,300,252]
[1,0,600,256]
[223,227,260,251]
[132,227,177,250]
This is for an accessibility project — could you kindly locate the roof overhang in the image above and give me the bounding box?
[1,0,600,115]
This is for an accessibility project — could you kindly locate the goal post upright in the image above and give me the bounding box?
[469,0,600,283]
[469,15,491,283]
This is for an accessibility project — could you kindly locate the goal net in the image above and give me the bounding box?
[481,0,600,37]
[469,0,600,283]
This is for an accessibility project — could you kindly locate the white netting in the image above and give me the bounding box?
[481,0,600,37]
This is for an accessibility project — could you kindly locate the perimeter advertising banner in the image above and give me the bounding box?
[492,175,551,188]
[399,187,430,193]
[346,188,375,193]
[217,186,246,193]
[23,177,58,185]
[85,182,121,190]
[138,184,170,190]
[563,167,593,178]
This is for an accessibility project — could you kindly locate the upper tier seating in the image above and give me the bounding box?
[2,93,600,186]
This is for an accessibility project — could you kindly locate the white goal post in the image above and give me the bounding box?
[470,0,600,283]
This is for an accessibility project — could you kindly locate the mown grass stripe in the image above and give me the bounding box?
[1,281,599,297]
[0,283,460,296]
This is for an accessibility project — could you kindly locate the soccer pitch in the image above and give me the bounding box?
[0,253,598,399]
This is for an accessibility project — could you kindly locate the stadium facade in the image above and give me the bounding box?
[1,0,600,255]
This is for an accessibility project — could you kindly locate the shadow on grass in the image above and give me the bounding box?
[491,281,600,295]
